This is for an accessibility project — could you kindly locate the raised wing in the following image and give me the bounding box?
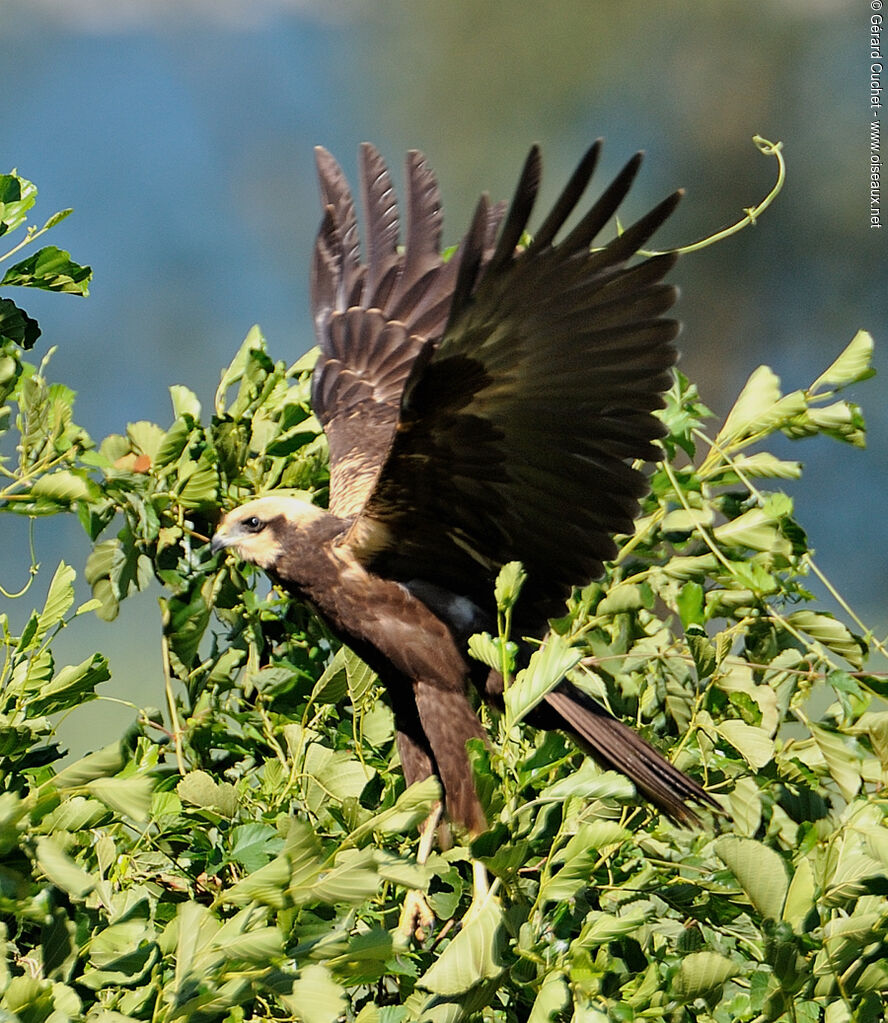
[310,144,505,517]
[346,143,682,627]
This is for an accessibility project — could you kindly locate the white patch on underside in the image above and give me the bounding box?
[403,579,484,632]
[446,594,482,631]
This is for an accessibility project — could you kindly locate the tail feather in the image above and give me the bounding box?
[542,684,720,824]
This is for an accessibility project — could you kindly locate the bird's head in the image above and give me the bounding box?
[210,495,328,570]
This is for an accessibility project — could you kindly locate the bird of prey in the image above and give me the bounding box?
[212,140,718,833]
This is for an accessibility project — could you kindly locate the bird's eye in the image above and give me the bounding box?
[244,516,264,532]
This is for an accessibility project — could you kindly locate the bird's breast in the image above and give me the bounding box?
[296,545,473,690]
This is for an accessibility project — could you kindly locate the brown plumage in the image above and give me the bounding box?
[212,141,719,831]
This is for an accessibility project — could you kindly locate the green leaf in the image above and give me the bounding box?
[87,776,153,824]
[687,626,717,679]
[311,753,373,804]
[662,552,720,580]
[41,207,73,231]
[784,400,868,447]
[294,847,383,905]
[782,857,816,930]
[226,823,281,872]
[809,724,862,802]
[810,330,875,392]
[467,632,514,672]
[224,853,292,909]
[214,324,267,415]
[36,836,96,899]
[31,469,99,505]
[727,451,803,479]
[2,977,64,1022]
[213,919,282,962]
[26,652,110,715]
[126,419,166,459]
[660,507,715,532]
[51,739,131,789]
[494,560,526,610]
[281,964,346,1023]
[343,647,377,708]
[527,971,570,1023]
[716,719,774,769]
[1,245,92,295]
[169,384,201,420]
[85,543,125,621]
[854,710,888,766]
[175,449,219,509]
[39,795,109,833]
[177,770,238,817]
[596,583,644,614]
[541,822,629,903]
[154,416,191,467]
[787,611,865,669]
[0,171,37,235]
[169,902,213,1001]
[309,652,349,704]
[419,893,507,995]
[0,295,40,348]
[555,821,629,860]
[346,775,441,846]
[38,561,76,635]
[577,907,649,945]
[729,776,762,837]
[729,571,778,605]
[86,918,158,979]
[164,586,214,672]
[673,951,741,1001]
[713,506,791,556]
[715,836,789,918]
[716,364,806,444]
[540,762,635,804]
[323,929,395,985]
[505,634,581,727]
[809,400,867,446]
[677,582,704,629]
[374,850,432,890]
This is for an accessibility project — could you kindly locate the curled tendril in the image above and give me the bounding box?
[651,134,786,256]
[0,519,39,599]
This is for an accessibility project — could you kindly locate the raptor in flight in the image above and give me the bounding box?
[212,141,717,832]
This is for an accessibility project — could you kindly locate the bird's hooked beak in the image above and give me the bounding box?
[210,521,239,555]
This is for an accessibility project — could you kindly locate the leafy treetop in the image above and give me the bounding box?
[0,163,885,1023]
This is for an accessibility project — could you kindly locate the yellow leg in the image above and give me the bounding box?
[398,802,442,940]
[472,858,489,902]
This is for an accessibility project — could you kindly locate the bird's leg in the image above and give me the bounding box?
[412,682,488,834]
[392,715,445,940]
[472,858,489,903]
[393,684,489,938]
[398,801,442,940]
[417,801,443,864]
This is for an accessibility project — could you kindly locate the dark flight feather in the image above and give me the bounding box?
[530,140,602,251]
[484,144,542,275]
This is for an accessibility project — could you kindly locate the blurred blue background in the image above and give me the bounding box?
[1,0,885,750]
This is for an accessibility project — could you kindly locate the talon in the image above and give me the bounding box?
[399,888,436,940]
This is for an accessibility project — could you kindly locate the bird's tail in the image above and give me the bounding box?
[541,683,720,824]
